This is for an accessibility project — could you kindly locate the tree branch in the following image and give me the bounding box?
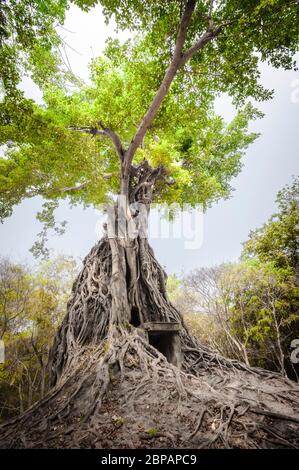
[208,0,214,19]
[68,126,106,137]
[69,123,125,161]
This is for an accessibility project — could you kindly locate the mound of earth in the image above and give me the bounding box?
[0,329,298,449]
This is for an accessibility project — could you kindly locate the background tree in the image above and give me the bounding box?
[0,258,31,339]
[177,261,299,379]
[173,180,299,380]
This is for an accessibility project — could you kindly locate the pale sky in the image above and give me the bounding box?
[0,5,298,275]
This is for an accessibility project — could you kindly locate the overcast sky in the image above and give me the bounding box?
[0,5,298,275]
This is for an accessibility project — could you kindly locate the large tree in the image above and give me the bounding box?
[0,0,299,449]
[0,256,78,422]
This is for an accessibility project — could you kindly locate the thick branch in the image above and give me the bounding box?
[124,2,226,174]
[181,24,222,64]
[52,178,114,194]
[124,0,197,170]
[98,121,125,160]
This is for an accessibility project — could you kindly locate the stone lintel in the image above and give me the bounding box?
[143,321,180,333]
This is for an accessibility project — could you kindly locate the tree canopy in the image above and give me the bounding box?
[1,2,299,447]
[0,0,74,98]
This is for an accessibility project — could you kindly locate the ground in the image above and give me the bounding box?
[0,328,298,449]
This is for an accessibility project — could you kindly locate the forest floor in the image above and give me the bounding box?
[0,330,299,449]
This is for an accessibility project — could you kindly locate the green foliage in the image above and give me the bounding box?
[82,1,298,73]
[0,255,79,421]
[0,1,298,247]
[92,0,298,102]
[242,177,299,273]
[30,201,68,259]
